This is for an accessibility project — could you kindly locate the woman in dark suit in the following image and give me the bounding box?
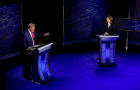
[104,15,116,35]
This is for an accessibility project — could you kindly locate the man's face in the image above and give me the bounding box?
[29,26,35,33]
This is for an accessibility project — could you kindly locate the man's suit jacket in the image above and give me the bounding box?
[104,22,116,35]
[23,30,43,49]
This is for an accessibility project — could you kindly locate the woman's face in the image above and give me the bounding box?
[106,18,111,23]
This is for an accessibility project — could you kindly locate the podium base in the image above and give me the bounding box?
[98,62,116,67]
[32,76,53,85]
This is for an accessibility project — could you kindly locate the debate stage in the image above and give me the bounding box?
[0,0,140,89]
[1,44,140,90]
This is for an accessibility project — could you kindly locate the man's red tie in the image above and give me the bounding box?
[31,32,35,45]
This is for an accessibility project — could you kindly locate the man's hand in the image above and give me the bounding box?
[104,32,109,36]
[27,47,33,50]
[44,32,50,37]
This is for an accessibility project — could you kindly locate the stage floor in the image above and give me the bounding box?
[1,50,140,90]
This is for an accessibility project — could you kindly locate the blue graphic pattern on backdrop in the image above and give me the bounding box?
[64,0,109,44]
[0,3,21,57]
[116,19,140,31]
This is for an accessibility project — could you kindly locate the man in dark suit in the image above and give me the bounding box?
[23,23,50,79]
[104,15,116,35]
[23,23,49,50]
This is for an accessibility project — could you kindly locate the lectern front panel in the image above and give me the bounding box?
[98,35,119,66]
[32,43,53,84]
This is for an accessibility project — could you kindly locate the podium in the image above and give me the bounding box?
[97,35,119,66]
[31,43,53,84]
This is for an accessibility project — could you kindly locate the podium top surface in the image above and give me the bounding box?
[26,43,53,54]
[97,35,119,42]
[38,43,53,53]
[97,35,119,38]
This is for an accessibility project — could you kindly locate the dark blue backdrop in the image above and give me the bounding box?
[64,0,130,44]
[128,0,140,42]
[64,0,109,44]
[0,3,22,58]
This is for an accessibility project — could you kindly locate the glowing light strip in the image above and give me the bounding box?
[38,55,45,80]
[38,43,53,53]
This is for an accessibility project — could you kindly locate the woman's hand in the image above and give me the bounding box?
[104,32,109,36]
